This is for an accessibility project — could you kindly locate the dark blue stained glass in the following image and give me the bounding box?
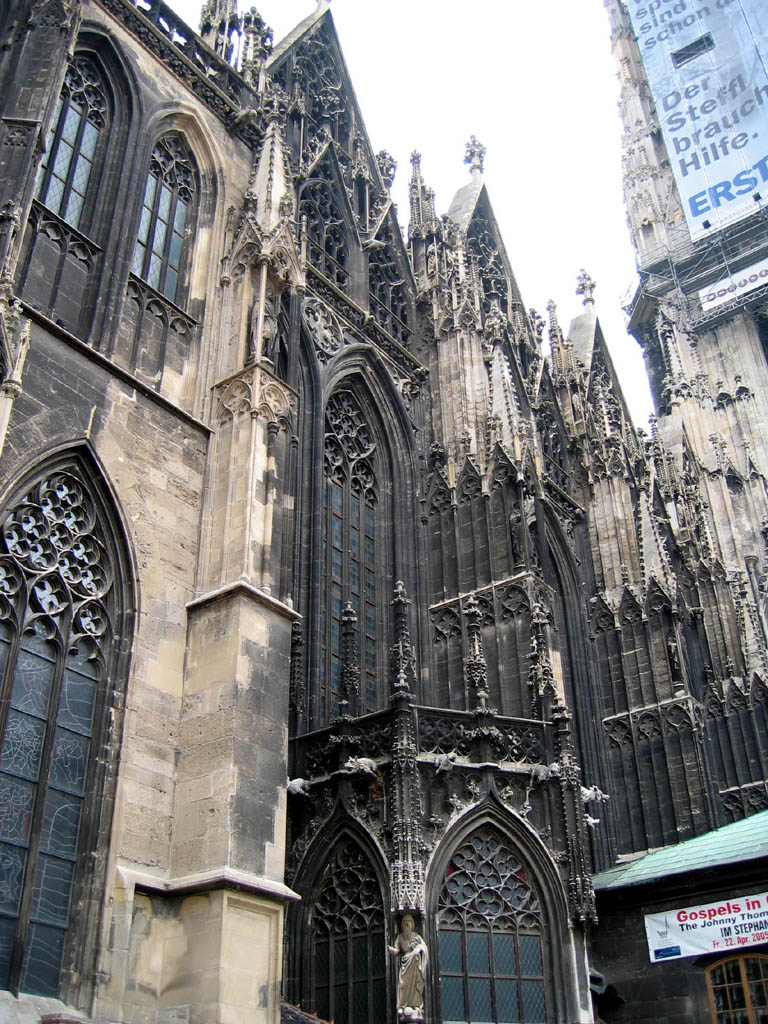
[331,547,343,579]
[331,587,342,618]
[372,978,387,1024]
[493,932,516,974]
[0,711,45,780]
[0,842,25,913]
[58,666,96,736]
[349,560,360,592]
[0,915,14,988]
[334,937,347,982]
[350,527,360,556]
[39,788,81,860]
[521,980,546,1023]
[335,981,348,1024]
[12,638,56,718]
[316,938,329,985]
[364,534,375,564]
[440,929,462,971]
[442,974,465,1022]
[350,495,359,527]
[364,568,375,600]
[20,922,65,997]
[48,728,89,796]
[30,854,73,926]
[332,515,343,547]
[467,930,490,973]
[331,483,342,514]
[496,979,519,1023]
[469,976,492,1021]
[353,935,367,980]
[353,980,367,1021]
[518,935,542,976]
[316,988,329,1022]
[0,773,35,844]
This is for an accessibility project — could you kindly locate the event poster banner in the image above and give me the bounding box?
[645,890,768,962]
[625,0,768,237]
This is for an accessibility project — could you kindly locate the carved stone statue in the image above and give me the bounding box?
[388,912,428,1021]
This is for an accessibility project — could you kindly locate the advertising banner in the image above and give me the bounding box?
[624,0,768,237]
[698,254,768,309]
[645,890,768,962]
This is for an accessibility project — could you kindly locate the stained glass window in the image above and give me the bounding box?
[319,392,378,722]
[0,471,118,996]
[438,828,549,1024]
[707,956,768,1024]
[132,134,196,304]
[312,838,387,1024]
[35,58,107,232]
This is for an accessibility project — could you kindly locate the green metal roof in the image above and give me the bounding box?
[593,810,768,891]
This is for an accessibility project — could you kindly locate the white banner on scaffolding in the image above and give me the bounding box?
[645,890,768,962]
[625,0,768,238]
[698,254,768,310]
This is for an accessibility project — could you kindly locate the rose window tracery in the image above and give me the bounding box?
[0,470,117,996]
[438,828,549,1024]
[312,838,386,1024]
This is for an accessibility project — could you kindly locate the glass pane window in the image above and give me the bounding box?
[319,392,380,724]
[438,828,549,1023]
[0,471,119,997]
[132,134,196,305]
[36,58,106,232]
[708,957,768,1024]
[311,838,386,1024]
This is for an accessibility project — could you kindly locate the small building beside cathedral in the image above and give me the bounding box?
[0,0,766,1022]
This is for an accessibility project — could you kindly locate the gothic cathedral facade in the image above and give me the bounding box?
[0,1,766,1023]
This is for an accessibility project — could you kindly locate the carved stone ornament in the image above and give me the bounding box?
[302,295,344,363]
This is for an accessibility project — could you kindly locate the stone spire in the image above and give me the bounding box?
[199,0,240,62]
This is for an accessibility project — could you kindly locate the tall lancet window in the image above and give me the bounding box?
[311,837,387,1024]
[35,57,107,231]
[132,133,196,305]
[320,391,378,722]
[438,828,549,1024]
[0,469,127,996]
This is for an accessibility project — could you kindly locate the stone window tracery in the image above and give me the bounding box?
[299,172,349,292]
[35,57,108,232]
[0,470,123,997]
[312,837,387,1024]
[320,392,378,722]
[368,229,408,344]
[132,133,197,305]
[437,827,549,1024]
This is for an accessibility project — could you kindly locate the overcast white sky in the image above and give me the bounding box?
[169,0,655,428]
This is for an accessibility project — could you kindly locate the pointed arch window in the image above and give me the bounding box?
[437,827,549,1024]
[299,174,349,292]
[35,57,107,232]
[311,837,387,1024]
[0,470,126,996]
[132,134,196,304]
[320,391,378,723]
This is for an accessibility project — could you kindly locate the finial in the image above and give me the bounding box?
[410,150,421,170]
[576,269,596,306]
[315,0,331,10]
[546,299,562,341]
[464,136,486,181]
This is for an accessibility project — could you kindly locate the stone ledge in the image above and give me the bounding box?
[186,579,302,621]
[118,863,300,903]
